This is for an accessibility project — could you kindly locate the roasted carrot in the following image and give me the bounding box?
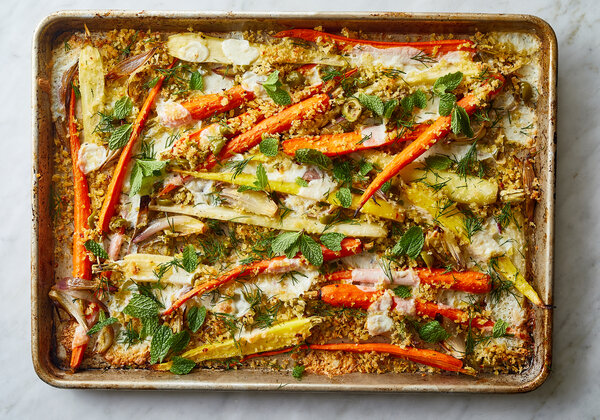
[356,76,505,212]
[324,267,491,294]
[201,93,331,170]
[68,87,93,280]
[282,123,429,157]
[305,343,466,373]
[162,237,362,316]
[96,59,177,234]
[181,85,255,120]
[415,268,491,294]
[274,29,475,55]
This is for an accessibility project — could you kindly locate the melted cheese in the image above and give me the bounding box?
[221,39,259,66]
[78,142,107,174]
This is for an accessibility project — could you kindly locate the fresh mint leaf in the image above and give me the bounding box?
[259,136,279,157]
[438,93,456,116]
[238,163,269,192]
[358,93,384,116]
[170,356,196,375]
[336,187,352,208]
[418,320,451,343]
[262,70,292,106]
[332,161,352,184]
[129,159,168,196]
[189,71,204,91]
[380,180,392,193]
[412,89,428,109]
[295,177,309,187]
[108,123,133,149]
[358,161,373,177]
[123,294,161,319]
[187,306,207,333]
[294,148,331,170]
[84,240,109,259]
[320,232,345,251]
[299,235,323,266]
[87,313,118,335]
[492,319,509,338]
[383,98,398,119]
[271,231,302,258]
[391,226,424,259]
[393,285,412,299]
[451,105,474,138]
[113,96,133,120]
[433,71,463,96]
[170,330,190,354]
[150,324,173,364]
[182,244,198,273]
[140,315,160,338]
[425,155,453,170]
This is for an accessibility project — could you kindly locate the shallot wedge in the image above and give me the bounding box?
[105,48,156,80]
[162,238,362,316]
[133,215,207,243]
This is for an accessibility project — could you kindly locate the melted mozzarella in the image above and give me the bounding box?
[241,71,269,99]
[176,38,209,62]
[466,219,504,265]
[78,142,107,174]
[202,72,235,94]
[221,39,259,66]
[186,179,216,205]
[366,313,394,336]
[156,100,192,128]
[360,125,388,147]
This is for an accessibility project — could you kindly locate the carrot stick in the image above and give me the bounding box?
[305,343,466,373]
[414,268,491,294]
[356,76,505,212]
[70,344,86,371]
[68,88,93,280]
[181,85,255,120]
[320,283,382,310]
[162,237,362,316]
[201,93,331,170]
[274,29,475,55]
[96,59,177,234]
[282,123,429,157]
[324,267,490,294]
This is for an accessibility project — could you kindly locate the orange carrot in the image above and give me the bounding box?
[201,93,331,170]
[162,238,362,316]
[96,59,177,234]
[274,29,475,55]
[68,87,93,280]
[414,268,491,294]
[320,283,383,310]
[181,85,255,120]
[282,123,429,157]
[305,343,466,373]
[356,76,505,212]
[324,267,490,294]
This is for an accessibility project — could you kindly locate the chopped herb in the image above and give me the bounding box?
[224,156,254,179]
[320,232,346,251]
[129,158,168,196]
[150,324,174,364]
[425,155,453,170]
[294,148,331,170]
[187,306,207,333]
[463,212,483,242]
[393,285,412,298]
[189,71,204,91]
[411,50,438,67]
[271,231,323,266]
[433,71,463,96]
[182,244,198,272]
[238,163,269,192]
[358,93,384,116]
[383,98,399,119]
[108,123,133,149]
[123,294,161,319]
[262,70,292,106]
[295,177,309,187]
[87,311,118,335]
[391,226,425,259]
[259,136,279,157]
[145,76,160,88]
[170,356,196,375]
[336,187,352,208]
[292,365,305,380]
[418,320,451,343]
[492,319,509,338]
[170,330,191,354]
[84,240,109,259]
[451,105,474,138]
[113,96,133,120]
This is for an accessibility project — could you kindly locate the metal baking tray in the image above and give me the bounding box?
[32,10,556,392]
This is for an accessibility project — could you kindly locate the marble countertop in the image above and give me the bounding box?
[3,0,598,418]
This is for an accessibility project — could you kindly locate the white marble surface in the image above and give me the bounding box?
[2,0,598,418]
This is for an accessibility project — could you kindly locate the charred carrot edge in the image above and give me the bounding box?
[414,268,491,294]
[70,344,86,371]
[68,87,93,280]
[282,123,429,157]
[201,93,331,170]
[356,75,505,212]
[274,29,476,54]
[324,268,490,294]
[305,343,466,373]
[181,85,255,120]
[162,238,362,316]
[96,59,177,234]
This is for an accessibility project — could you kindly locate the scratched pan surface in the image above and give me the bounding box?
[31,11,556,392]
